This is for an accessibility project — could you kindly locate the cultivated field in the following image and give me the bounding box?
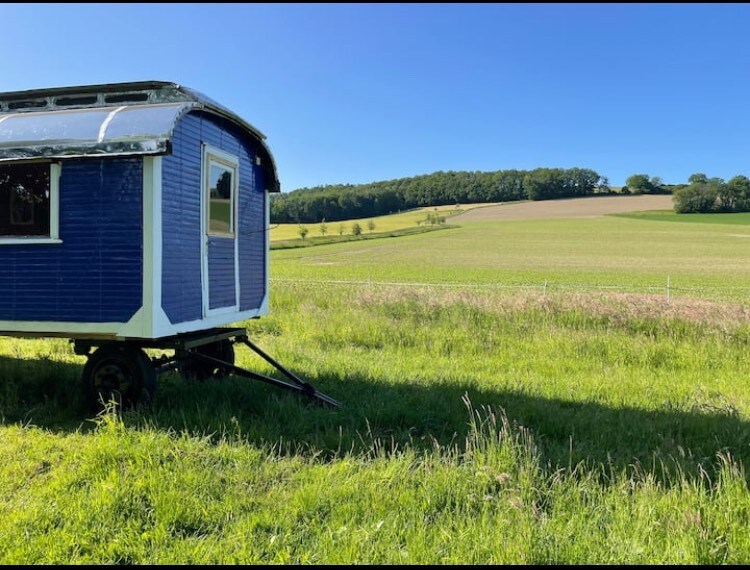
[452,194,675,222]
[270,194,673,242]
[272,208,750,303]
[2,203,750,563]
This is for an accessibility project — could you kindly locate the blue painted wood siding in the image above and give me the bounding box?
[0,158,143,323]
[207,236,236,309]
[162,111,267,324]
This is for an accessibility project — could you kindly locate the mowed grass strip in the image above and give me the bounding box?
[615,210,750,226]
[2,282,750,563]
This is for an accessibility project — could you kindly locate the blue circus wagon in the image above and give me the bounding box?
[0,81,338,409]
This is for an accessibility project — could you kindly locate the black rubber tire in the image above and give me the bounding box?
[82,343,156,412]
[178,340,235,382]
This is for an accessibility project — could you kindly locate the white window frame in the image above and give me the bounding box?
[0,160,61,245]
[203,146,239,237]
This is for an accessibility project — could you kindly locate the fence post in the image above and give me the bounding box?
[543,280,548,297]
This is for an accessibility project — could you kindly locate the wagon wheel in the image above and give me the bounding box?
[82,343,156,412]
[178,339,235,382]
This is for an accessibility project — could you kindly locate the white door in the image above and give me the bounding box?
[201,144,240,316]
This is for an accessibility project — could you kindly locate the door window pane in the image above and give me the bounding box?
[208,161,235,235]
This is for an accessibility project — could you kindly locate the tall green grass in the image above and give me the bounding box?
[2,282,750,563]
[3,213,750,562]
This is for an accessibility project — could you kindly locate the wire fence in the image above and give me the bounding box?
[270,277,750,305]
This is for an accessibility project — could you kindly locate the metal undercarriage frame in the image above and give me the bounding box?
[73,327,341,408]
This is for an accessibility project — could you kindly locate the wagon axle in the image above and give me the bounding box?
[74,328,341,411]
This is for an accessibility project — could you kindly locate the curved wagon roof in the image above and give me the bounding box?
[0,80,280,191]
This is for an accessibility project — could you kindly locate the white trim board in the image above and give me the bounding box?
[116,155,167,339]
[0,306,265,340]
[0,320,124,336]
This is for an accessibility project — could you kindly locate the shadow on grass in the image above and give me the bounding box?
[1,354,748,482]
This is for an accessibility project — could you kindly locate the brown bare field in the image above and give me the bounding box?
[453,194,674,222]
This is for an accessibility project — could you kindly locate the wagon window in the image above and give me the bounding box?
[204,148,238,237]
[0,162,59,240]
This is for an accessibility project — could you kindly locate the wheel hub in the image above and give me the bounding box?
[93,362,133,395]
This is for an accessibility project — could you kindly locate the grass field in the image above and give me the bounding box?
[615,210,750,226]
[3,203,750,563]
[272,213,750,303]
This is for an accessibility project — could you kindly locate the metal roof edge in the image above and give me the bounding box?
[0,81,281,192]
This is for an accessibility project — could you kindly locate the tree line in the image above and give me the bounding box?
[271,168,610,223]
[623,172,750,213]
[622,174,672,195]
[671,173,750,213]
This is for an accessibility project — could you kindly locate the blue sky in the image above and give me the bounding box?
[1,3,748,191]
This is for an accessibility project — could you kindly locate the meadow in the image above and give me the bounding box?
[272,212,750,303]
[2,205,750,563]
[615,210,750,226]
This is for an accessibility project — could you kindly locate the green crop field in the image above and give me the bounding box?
[615,210,750,226]
[2,206,750,563]
[272,213,750,303]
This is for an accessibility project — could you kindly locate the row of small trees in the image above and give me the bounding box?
[297,219,376,240]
